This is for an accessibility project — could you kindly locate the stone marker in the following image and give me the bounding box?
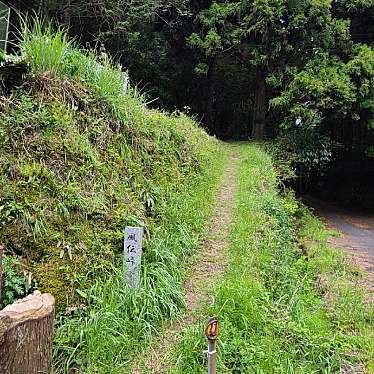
[0,291,55,374]
[124,226,143,288]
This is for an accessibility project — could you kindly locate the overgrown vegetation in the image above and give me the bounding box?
[1,255,25,307]
[0,6,373,372]
[169,144,373,373]
[6,0,373,205]
[0,22,224,372]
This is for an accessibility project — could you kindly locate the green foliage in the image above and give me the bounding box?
[60,0,189,108]
[282,45,373,112]
[53,146,225,372]
[188,0,351,68]
[182,0,357,139]
[19,18,72,75]
[193,62,209,76]
[347,44,374,126]
[272,53,357,129]
[11,0,374,144]
[1,255,25,307]
[271,45,374,174]
[12,0,373,144]
[274,130,333,174]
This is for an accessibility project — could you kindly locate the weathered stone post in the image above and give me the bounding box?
[0,291,55,374]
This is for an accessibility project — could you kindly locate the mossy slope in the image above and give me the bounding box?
[0,60,218,310]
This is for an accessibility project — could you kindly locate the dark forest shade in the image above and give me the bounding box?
[0,1,10,52]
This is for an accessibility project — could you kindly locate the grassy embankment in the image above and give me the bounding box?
[170,144,373,373]
[0,22,225,372]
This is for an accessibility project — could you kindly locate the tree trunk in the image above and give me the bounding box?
[206,58,216,131]
[63,0,72,29]
[251,67,266,140]
[0,291,55,374]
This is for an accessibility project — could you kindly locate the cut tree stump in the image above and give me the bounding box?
[0,291,55,374]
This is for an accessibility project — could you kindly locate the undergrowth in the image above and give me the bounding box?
[170,144,373,373]
[1,255,25,307]
[0,20,224,372]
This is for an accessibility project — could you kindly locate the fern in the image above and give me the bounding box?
[2,255,25,307]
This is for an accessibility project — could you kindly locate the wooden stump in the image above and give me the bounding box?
[0,291,55,374]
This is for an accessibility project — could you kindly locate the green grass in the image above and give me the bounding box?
[0,20,226,372]
[52,144,226,373]
[19,17,133,104]
[169,143,373,373]
[19,19,72,75]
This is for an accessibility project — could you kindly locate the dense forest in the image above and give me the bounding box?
[5,0,373,207]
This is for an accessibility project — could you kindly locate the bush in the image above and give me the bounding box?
[1,255,25,307]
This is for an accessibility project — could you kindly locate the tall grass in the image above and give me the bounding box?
[19,17,130,102]
[19,19,72,75]
[52,140,226,373]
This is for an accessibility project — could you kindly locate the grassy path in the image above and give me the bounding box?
[133,143,373,373]
[132,146,240,373]
[165,144,373,373]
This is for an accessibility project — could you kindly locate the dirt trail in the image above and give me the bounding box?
[132,149,240,374]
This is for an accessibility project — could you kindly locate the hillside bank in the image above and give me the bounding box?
[0,24,225,371]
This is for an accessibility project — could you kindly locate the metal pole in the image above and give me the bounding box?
[205,317,219,374]
[207,339,217,374]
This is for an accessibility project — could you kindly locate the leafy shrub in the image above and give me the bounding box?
[1,255,25,307]
[273,129,333,178]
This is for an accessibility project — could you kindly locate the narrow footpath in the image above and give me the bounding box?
[132,148,240,373]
